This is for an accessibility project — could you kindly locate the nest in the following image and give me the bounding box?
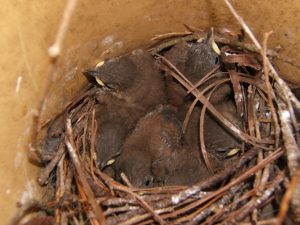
[15,17,300,225]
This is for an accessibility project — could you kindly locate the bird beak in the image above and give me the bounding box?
[95,77,105,86]
[207,27,221,55]
[83,69,105,86]
[100,159,115,170]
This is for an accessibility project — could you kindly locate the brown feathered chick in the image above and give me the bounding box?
[84,49,166,109]
[83,49,166,170]
[115,105,208,187]
[164,37,232,106]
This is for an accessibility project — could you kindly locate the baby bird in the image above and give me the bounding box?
[114,105,208,187]
[92,96,143,171]
[164,37,231,106]
[41,114,65,162]
[83,49,166,170]
[166,40,219,83]
[84,49,166,110]
[206,99,243,152]
[181,98,243,171]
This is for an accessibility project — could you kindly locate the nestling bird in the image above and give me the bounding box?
[180,98,243,171]
[164,36,232,106]
[165,40,219,83]
[84,49,166,110]
[41,114,65,162]
[114,105,209,187]
[92,96,143,171]
[205,99,242,158]
[83,49,166,170]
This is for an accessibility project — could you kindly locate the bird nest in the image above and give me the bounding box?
[16,27,300,225]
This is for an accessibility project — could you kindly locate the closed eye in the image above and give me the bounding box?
[214,56,219,65]
[106,83,117,90]
[143,176,153,187]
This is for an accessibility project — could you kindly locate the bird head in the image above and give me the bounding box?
[185,30,220,83]
[83,56,137,92]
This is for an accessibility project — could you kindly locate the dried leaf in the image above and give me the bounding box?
[221,51,261,70]
[228,69,244,117]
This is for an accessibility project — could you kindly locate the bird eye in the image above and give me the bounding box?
[214,56,219,65]
[106,83,117,90]
[144,180,150,186]
[143,176,153,187]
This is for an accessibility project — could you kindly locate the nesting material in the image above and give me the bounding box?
[25,28,300,225]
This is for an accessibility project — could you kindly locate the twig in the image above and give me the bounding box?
[203,187,256,225]
[187,65,220,93]
[95,169,166,225]
[105,205,140,216]
[228,68,244,117]
[199,84,225,173]
[239,219,278,225]
[232,172,284,222]
[170,148,258,205]
[262,31,280,148]
[182,70,228,133]
[185,184,246,225]
[151,31,192,41]
[278,100,300,176]
[59,158,68,225]
[150,32,262,55]
[175,195,220,225]
[223,0,260,48]
[164,150,283,220]
[171,148,282,207]
[64,165,74,195]
[223,0,300,113]
[109,191,210,225]
[65,118,106,224]
[76,177,100,225]
[48,0,79,58]
[117,208,171,225]
[182,98,198,134]
[150,34,204,53]
[277,167,300,224]
[55,156,64,225]
[159,55,274,146]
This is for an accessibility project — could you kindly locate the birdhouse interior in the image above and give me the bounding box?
[35,29,300,224]
[4,1,300,225]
